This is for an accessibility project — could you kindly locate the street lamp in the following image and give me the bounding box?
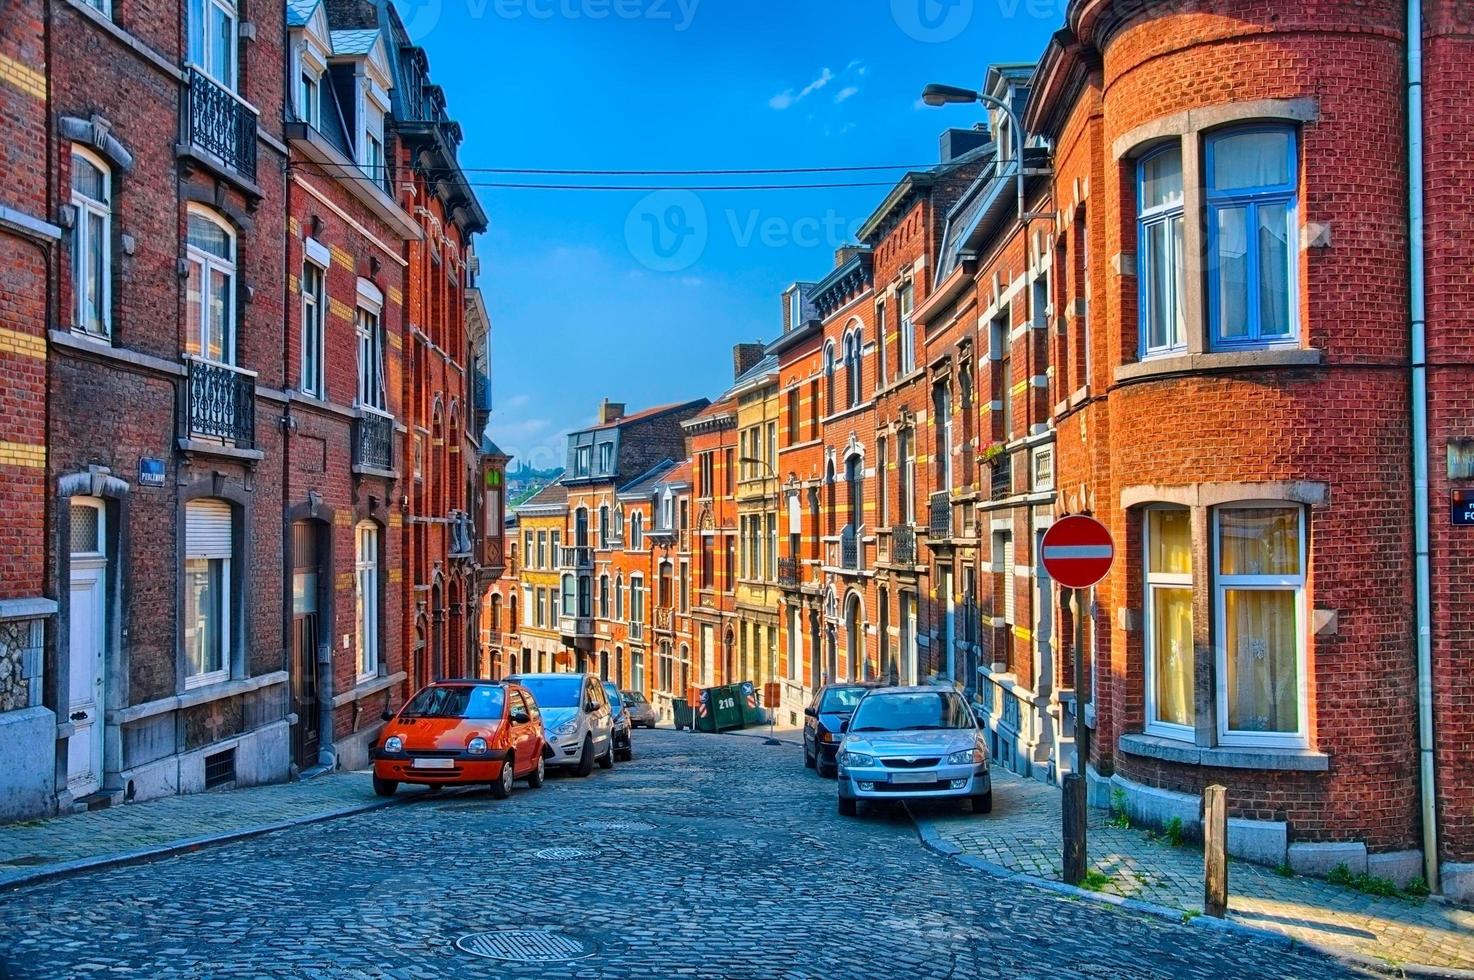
[920,83,1038,226]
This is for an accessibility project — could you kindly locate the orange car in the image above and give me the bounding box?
[372,680,547,799]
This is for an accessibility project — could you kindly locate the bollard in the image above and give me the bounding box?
[1063,772,1087,885]
[1204,784,1228,917]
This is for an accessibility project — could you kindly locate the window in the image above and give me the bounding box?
[522,585,533,627]
[630,575,645,626]
[875,301,887,386]
[1206,127,1298,349]
[576,446,591,476]
[997,532,1015,625]
[1144,507,1194,735]
[725,449,734,495]
[786,387,799,442]
[184,499,232,688]
[1031,446,1054,491]
[1137,144,1186,356]
[615,574,624,620]
[356,291,386,413]
[300,260,326,397]
[933,382,952,492]
[630,512,644,550]
[187,0,237,89]
[355,522,380,681]
[298,69,320,127]
[70,147,111,336]
[766,513,777,582]
[898,283,915,374]
[613,506,624,541]
[631,650,644,693]
[599,574,610,618]
[1216,505,1306,745]
[844,330,861,407]
[899,428,915,525]
[877,436,888,527]
[823,343,836,416]
[678,561,689,613]
[535,587,546,628]
[599,443,613,474]
[81,0,111,14]
[536,531,547,569]
[365,127,387,194]
[599,505,610,548]
[523,531,533,569]
[185,209,236,364]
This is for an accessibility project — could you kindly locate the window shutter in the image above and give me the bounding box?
[187,499,233,559]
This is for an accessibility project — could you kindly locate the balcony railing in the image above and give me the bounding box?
[990,455,1013,501]
[449,511,474,558]
[928,492,952,539]
[628,621,645,642]
[184,68,257,181]
[778,557,801,588]
[560,546,593,570]
[890,524,917,565]
[840,525,859,571]
[559,614,594,637]
[354,411,394,470]
[185,358,256,449]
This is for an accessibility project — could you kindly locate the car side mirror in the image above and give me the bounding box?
[380,710,394,722]
[511,710,530,724]
[803,706,817,718]
[585,700,600,713]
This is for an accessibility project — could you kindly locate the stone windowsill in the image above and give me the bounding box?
[109,670,289,726]
[177,438,267,463]
[352,464,399,480]
[1120,732,1329,772]
[330,671,407,710]
[1114,348,1323,385]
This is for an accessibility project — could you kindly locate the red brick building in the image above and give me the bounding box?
[685,394,741,701]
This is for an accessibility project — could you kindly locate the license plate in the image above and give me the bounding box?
[890,771,938,785]
[412,758,454,770]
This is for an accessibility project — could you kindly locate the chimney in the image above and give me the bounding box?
[732,343,765,380]
[834,245,864,267]
[940,125,990,163]
[599,399,625,424]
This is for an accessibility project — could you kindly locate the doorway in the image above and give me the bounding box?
[290,521,325,770]
[67,499,107,798]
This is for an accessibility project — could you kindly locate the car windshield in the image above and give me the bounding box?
[818,686,868,713]
[848,691,974,732]
[515,676,583,709]
[400,685,504,720]
[603,684,624,709]
[621,691,646,704]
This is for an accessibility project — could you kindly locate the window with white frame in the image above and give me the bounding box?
[823,342,836,415]
[599,574,610,617]
[356,283,387,413]
[1137,144,1186,357]
[1206,127,1298,350]
[184,499,233,688]
[70,147,111,337]
[355,522,380,680]
[300,256,326,396]
[522,584,533,627]
[898,282,915,374]
[298,65,320,128]
[561,574,576,618]
[615,574,624,620]
[629,512,644,551]
[599,443,613,474]
[1215,505,1306,745]
[630,574,645,626]
[81,0,111,15]
[844,329,861,407]
[187,0,238,89]
[1144,507,1194,735]
[1031,445,1054,492]
[185,208,236,364]
[875,301,887,386]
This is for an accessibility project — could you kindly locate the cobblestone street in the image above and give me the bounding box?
[0,732,1367,979]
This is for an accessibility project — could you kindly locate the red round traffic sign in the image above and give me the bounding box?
[1041,515,1115,590]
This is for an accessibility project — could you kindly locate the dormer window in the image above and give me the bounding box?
[365,126,386,192]
[298,69,320,127]
[188,0,238,90]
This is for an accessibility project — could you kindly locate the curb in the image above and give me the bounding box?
[716,729,802,748]
[0,793,415,894]
[910,816,1474,980]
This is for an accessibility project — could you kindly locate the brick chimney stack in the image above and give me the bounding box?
[599,399,626,424]
[732,343,765,380]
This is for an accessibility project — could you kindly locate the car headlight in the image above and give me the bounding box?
[554,721,579,738]
[839,751,875,768]
[819,731,834,743]
[384,736,403,754]
[467,737,489,755]
[947,747,987,766]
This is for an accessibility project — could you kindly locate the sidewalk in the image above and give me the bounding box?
[0,771,404,890]
[915,767,1474,975]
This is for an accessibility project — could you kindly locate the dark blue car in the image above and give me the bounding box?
[603,681,633,762]
[803,683,879,778]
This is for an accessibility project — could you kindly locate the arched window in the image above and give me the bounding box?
[599,574,610,617]
[823,342,836,415]
[490,593,502,631]
[630,512,644,551]
[185,207,236,364]
[599,504,610,548]
[844,329,861,407]
[613,505,625,544]
[70,146,111,337]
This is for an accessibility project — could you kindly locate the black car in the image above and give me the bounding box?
[803,683,880,778]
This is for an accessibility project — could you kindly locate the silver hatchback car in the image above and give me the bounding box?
[835,686,991,816]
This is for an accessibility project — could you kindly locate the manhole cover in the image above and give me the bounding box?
[456,929,593,963]
[533,846,596,861]
[580,819,652,832]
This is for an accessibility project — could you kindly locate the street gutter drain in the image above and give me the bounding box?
[456,930,593,963]
[534,846,596,861]
[580,819,652,832]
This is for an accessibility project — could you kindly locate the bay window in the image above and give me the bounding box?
[70,147,111,336]
[1144,507,1194,735]
[1137,145,1186,356]
[1206,127,1298,349]
[185,208,236,364]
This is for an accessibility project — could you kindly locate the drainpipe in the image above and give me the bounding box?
[1406,0,1439,893]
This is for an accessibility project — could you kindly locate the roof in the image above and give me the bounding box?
[656,458,692,488]
[616,459,679,498]
[515,481,568,514]
[732,353,779,390]
[330,28,380,55]
[479,432,506,457]
[286,0,318,27]
[588,398,709,432]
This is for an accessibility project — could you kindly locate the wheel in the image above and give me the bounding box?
[490,756,514,800]
[372,777,398,798]
[617,744,633,762]
[971,791,993,815]
[837,796,857,817]
[817,756,836,779]
[525,753,545,789]
[575,735,595,777]
[803,740,816,769]
[598,737,615,770]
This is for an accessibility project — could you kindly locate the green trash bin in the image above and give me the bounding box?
[672,697,692,731]
[703,685,746,732]
[736,681,764,727]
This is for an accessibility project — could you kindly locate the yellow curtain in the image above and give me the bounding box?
[1152,586,1194,727]
[1225,589,1297,733]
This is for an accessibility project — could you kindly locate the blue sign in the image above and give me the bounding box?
[139,457,166,488]
[1454,489,1474,527]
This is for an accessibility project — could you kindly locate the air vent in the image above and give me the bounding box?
[204,748,236,789]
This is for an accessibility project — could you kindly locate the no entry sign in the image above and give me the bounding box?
[1041,515,1115,590]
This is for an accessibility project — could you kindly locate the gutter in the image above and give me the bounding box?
[1406,0,1440,893]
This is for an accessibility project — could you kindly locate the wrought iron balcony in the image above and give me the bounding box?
[354,411,394,471]
[890,524,917,565]
[184,357,255,449]
[990,454,1013,501]
[778,557,801,589]
[928,492,952,539]
[840,525,859,571]
[560,546,594,570]
[183,68,257,181]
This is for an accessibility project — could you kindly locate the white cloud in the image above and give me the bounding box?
[835,86,860,104]
[769,67,834,110]
[503,393,531,409]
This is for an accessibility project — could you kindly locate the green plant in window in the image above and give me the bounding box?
[981,442,1006,466]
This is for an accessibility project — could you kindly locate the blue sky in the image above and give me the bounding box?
[394,0,1061,470]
